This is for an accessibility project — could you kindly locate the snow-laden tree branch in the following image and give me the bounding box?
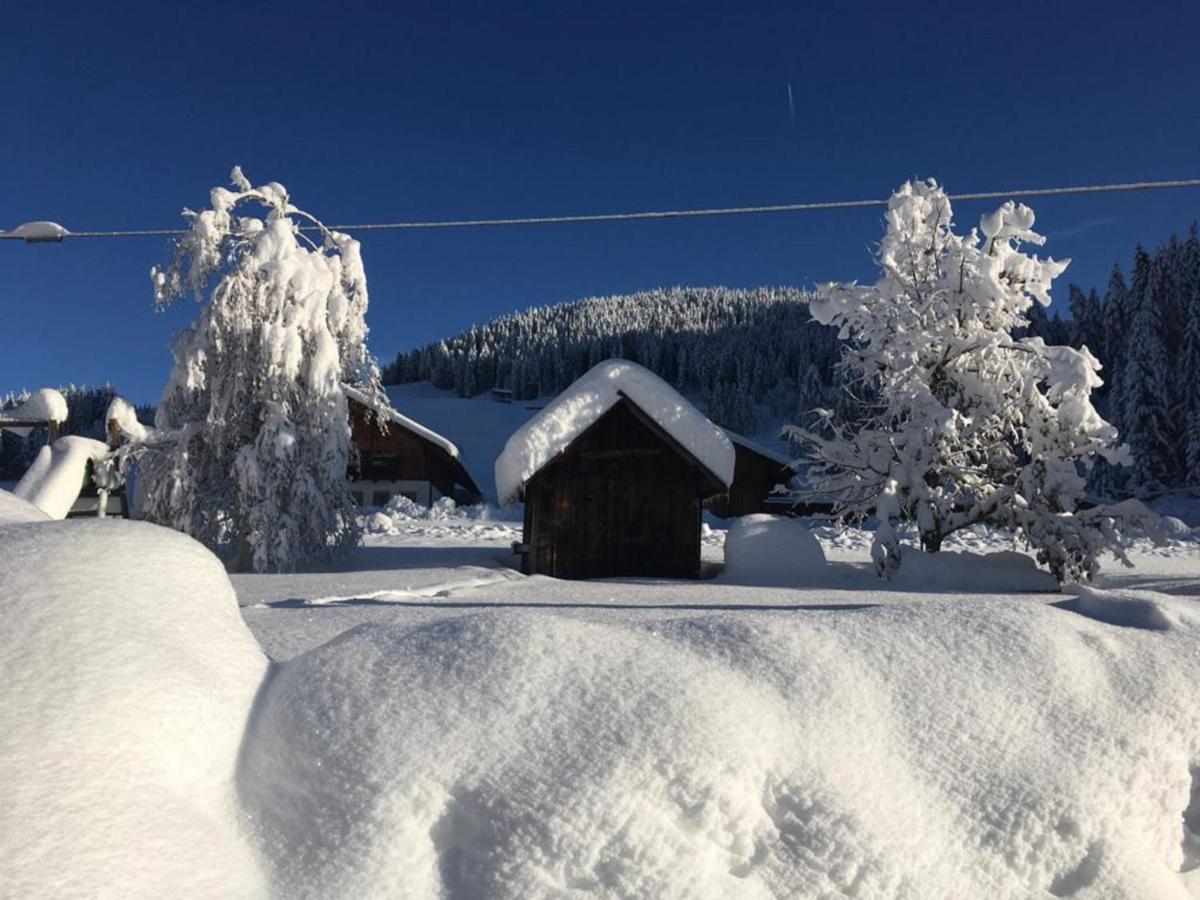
[136,167,384,572]
[787,180,1135,582]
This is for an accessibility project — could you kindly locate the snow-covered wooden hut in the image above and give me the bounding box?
[705,431,794,518]
[344,385,482,508]
[496,360,735,579]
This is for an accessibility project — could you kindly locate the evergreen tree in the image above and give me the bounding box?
[1120,247,1173,493]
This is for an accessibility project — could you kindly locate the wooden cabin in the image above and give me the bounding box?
[517,396,726,579]
[499,360,735,580]
[345,386,482,508]
[705,431,793,518]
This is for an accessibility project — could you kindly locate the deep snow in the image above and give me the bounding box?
[0,520,268,897]
[13,435,111,518]
[6,509,1200,897]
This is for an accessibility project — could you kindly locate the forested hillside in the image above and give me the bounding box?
[383,287,839,435]
[387,223,1200,500]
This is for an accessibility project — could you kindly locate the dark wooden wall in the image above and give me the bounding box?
[349,402,466,500]
[522,399,720,579]
[705,443,790,518]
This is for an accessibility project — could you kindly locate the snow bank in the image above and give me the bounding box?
[0,387,69,436]
[13,435,110,519]
[495,359,735,504]
[0,520,269,897]
[0,488,49,524]
[237,602,1200,897]
[1058,585,1200,632]
[721,514,825,584]
[889,548,1060,593]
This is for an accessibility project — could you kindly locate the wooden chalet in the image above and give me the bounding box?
[705,431,794,518]
[499,360,734,580]
[344,385,482,508]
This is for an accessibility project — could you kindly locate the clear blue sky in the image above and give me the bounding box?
[2,0,1198,403]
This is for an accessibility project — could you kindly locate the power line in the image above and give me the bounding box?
[5,177,1200,242]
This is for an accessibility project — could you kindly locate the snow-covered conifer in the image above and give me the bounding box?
[1121,247,1174,494]
[789,180,1129,582]
[136,168,382,572]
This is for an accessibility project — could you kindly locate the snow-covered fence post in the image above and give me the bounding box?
[133,168,384,572]
[787,179,1134,583]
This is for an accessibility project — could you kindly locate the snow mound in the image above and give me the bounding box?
[0,520,269,897]
[13,435,110,519]
[1057,585,1199,632]
[0,489,50,524]
[495,359,735,504]
[721,514,826,584]
[0,387,69,436]
[890,548,1059,593]
[237,603,1200,897]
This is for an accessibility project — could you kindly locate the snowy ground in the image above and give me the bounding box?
[8,496,1200,897]
[239,507,1200,661]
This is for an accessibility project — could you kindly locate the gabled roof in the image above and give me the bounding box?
[343,384,461,458]
[495,359,735,504]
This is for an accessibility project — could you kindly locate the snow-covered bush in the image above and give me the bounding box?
[788,180,1131,582]
[136,167,383,572]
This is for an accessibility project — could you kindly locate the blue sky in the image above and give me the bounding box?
[2,0,1198,402]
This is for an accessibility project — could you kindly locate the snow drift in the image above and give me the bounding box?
[495,359,735,504]
[13,435,111,519]
[0,520,269,897]
[238,602,1200,898]
[12,436,111,520]
[0,488,50,524]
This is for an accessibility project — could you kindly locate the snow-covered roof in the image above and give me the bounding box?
[342,384,461,459]
[495,359,736,504]
[721,429,792,467]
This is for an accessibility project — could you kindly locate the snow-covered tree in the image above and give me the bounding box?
[789,180,1131,583]
[136,167,383,572]
[1121,246,1174,494]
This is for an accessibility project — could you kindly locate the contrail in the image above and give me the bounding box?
[787,82,795,121]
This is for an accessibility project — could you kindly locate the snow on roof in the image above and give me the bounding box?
[342,384,461,459]
[0,388,69,437]
[13,436,110,519]
[495,359,735,504]
[721,429,792,467]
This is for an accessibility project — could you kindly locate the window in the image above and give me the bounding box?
[372,491,392,507]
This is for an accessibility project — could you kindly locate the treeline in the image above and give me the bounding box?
[383,286,840,435]
[0,385,155,481]
[1062,225,1200,497]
